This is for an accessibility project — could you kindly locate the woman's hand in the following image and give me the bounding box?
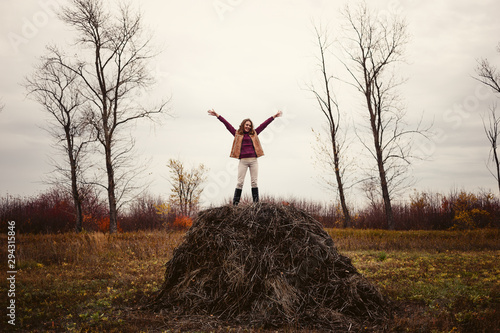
[273,110,283,119]
[208,109,219,117]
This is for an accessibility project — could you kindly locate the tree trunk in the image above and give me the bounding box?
[108,191,118,233]
[74,196,83,232]
[367,90,395,230]
[494,145,500,195]
[377,157,395,230]
[66,127,84,233]
[331,134,352,227]
[105,141,118,234]
[70,161,84,233]
[313,28,352,228]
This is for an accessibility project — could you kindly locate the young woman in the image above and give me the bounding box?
[208,109,283,205]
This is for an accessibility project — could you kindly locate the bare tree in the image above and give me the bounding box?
[339,2,428,230]
[25,49,92,232]
[50,0,169,233]
[475,43,500,194]
[167,159,208,217]
[309,25,352,228]
[482,104,500,194]
[476,45,500,93]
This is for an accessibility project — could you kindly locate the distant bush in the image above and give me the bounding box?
[1,188,499,233]
[119,193,165,232]
[1,188,74,233]
[0,187,109,233]
[443,191,495,230]
[258,190,499,230]
[170,215,193,230]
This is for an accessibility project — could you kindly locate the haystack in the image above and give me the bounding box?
[149,203,390,331]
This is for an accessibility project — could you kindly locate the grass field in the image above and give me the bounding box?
[1,229,499,332]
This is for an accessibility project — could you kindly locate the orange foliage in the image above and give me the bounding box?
[171,215,193,230]
[443,192,491,230]
[97,216,110,233]
[95,216,123,233]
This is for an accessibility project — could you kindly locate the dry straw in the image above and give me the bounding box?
[149,203,390,331]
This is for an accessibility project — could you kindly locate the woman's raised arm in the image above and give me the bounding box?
[209,109,235,135]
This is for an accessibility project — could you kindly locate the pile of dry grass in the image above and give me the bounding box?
[149,203,390,331]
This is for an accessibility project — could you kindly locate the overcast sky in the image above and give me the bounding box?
[1,0,499,208]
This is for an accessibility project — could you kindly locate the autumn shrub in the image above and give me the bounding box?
[120,193,165,231]
[355,203,387,229]
[90,216,124,233]
[2,188,499,233]
[442,191,497,230]
[391,191,446,230]
[169,215,193,230]
[80,188,108,231]
[315,202,345,228]
[0,188,74,233]
[0,187,108,233]
[239,191,499,230]
[354,190,499,230]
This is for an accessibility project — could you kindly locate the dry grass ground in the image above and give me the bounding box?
[0,228,499,332]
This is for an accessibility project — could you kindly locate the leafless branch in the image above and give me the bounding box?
[474,42,500,194]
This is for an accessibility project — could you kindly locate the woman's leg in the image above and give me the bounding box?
[248,158,259,188]
[236,159,250,189]
[248,158,259,202]
[234,159,249,205]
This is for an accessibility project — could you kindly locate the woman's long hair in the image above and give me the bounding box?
[237,118,255,135]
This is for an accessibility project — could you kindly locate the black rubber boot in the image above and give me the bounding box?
[233,188,242,206]
[251,187,259,203]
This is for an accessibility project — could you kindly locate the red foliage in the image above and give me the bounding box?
[171,215,193,230]
[94,216,123,233]
[0,188,74,233]
[0,187,109,233]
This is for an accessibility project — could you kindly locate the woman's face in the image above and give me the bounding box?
[244,121,252,132]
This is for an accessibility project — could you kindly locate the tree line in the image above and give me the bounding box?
[1,187,498,233]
